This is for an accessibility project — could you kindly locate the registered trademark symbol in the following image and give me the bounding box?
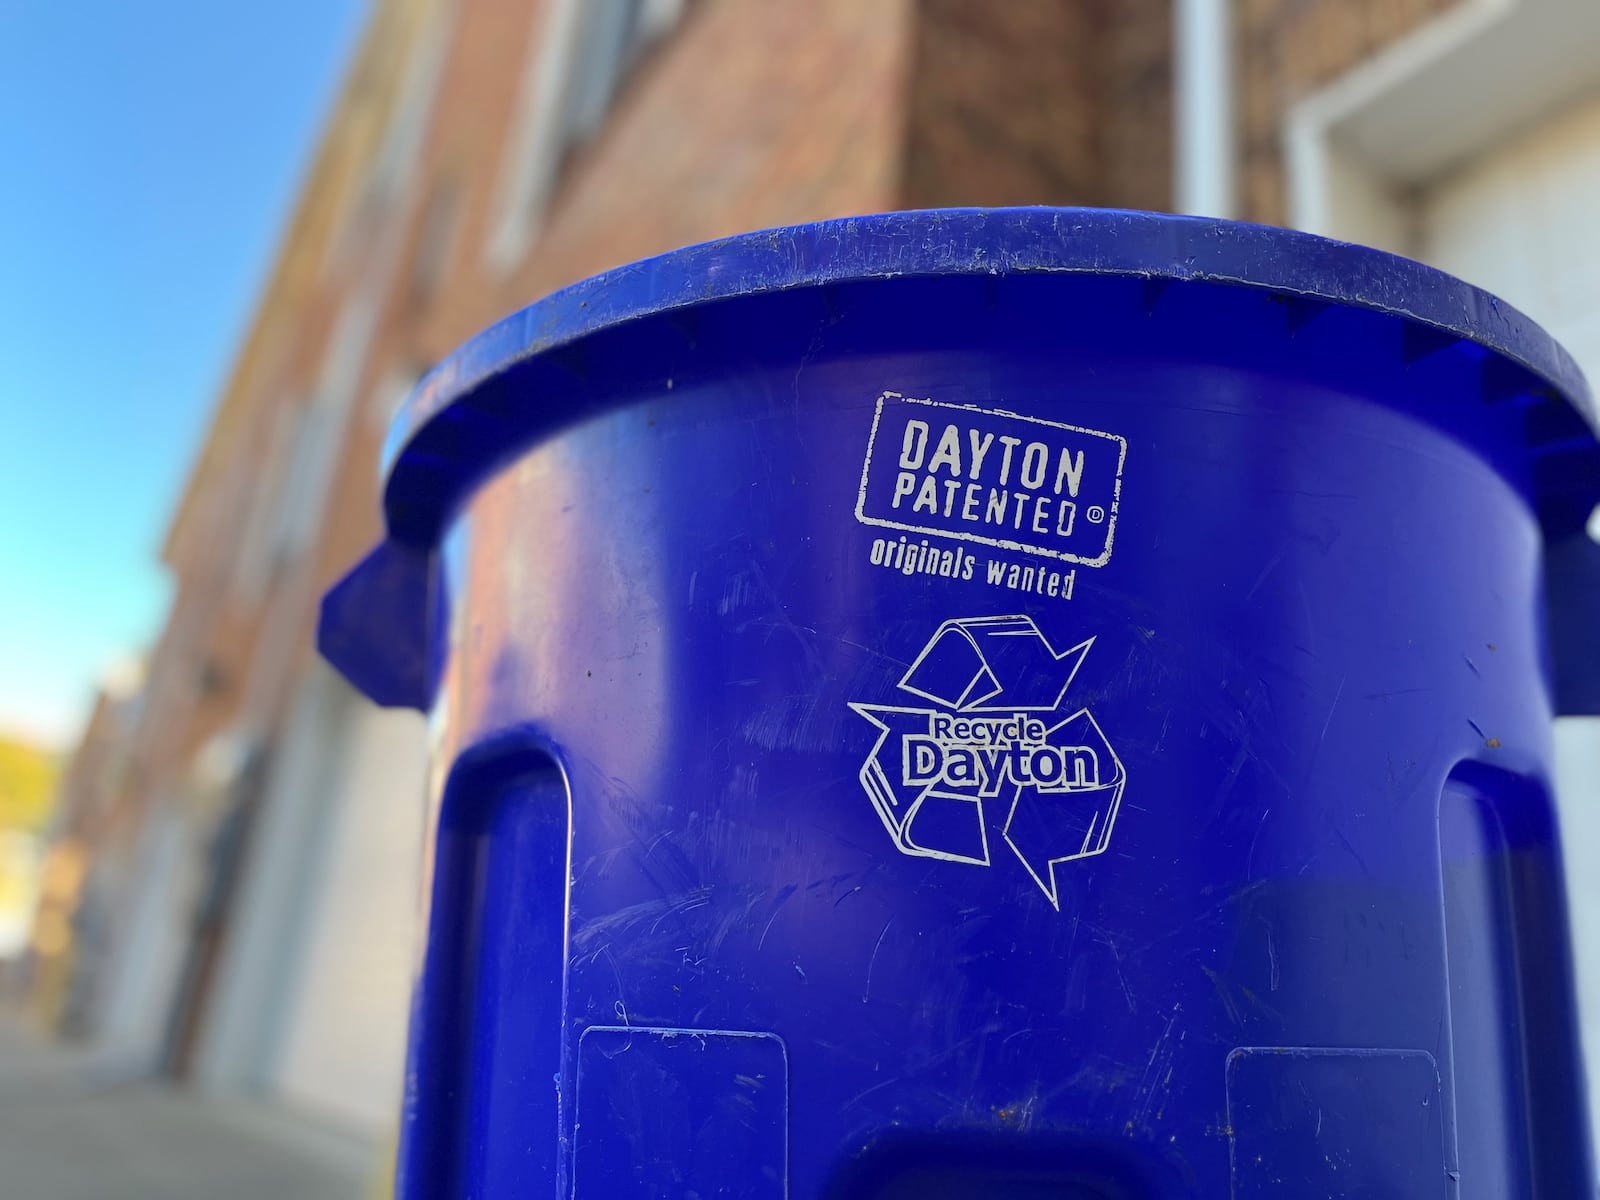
[1086,505,1107,524]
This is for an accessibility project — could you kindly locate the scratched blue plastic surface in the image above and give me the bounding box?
[320,210,1600,1197]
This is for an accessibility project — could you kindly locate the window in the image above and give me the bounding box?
[563,0,684,145]
[324,0,458,281]
[408,175,463,310]
[231,397,304,604]
[367,363,425,463]
[273,295,378,561]
[486,0,686,269]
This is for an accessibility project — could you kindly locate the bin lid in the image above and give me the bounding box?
[382,207,1595,547]
[322,208,1600,712]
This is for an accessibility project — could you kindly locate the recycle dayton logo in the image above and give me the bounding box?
[849,615,1125,908]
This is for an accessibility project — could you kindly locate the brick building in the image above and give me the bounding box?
[48,0,1600,1173]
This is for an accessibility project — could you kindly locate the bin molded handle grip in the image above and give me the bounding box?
[1548,530,1600,716]
[320,534,1600,719]
[318,538,438,710]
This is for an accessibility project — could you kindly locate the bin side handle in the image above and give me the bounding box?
[318,539,437,710]
[1548,531,1600,716]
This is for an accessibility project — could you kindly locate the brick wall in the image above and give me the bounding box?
[900,0,1171,212]
[1238,0,1463,225]
[507,0,917,313]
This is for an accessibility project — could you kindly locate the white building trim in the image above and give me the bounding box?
[1284,0,1600,252]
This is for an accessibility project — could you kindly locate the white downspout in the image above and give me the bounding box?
[1173,0,1237,219]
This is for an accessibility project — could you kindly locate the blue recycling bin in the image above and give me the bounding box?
[320,209,1600,1197]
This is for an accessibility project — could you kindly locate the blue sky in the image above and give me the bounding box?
[0,2,367,749]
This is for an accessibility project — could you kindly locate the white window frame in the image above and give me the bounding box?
[484,0,686,272]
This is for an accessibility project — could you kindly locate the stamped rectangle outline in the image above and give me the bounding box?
[854,393,1127,568]
[1224,1046,1444,1200]
[573,1025,789,1200]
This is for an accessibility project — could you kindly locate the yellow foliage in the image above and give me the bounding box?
[0,736,61,833]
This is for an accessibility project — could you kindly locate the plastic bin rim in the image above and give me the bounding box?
[384,206,1594,539]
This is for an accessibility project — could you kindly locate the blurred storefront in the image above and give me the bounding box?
[35,0,1600,1157]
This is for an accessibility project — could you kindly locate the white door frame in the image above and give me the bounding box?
[190,665,356,1095]
[1284,0,1600,255]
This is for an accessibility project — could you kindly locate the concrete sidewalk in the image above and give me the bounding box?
[0,1013,377,1199]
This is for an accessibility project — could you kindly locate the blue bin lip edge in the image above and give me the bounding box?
[383,205,1594,544]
